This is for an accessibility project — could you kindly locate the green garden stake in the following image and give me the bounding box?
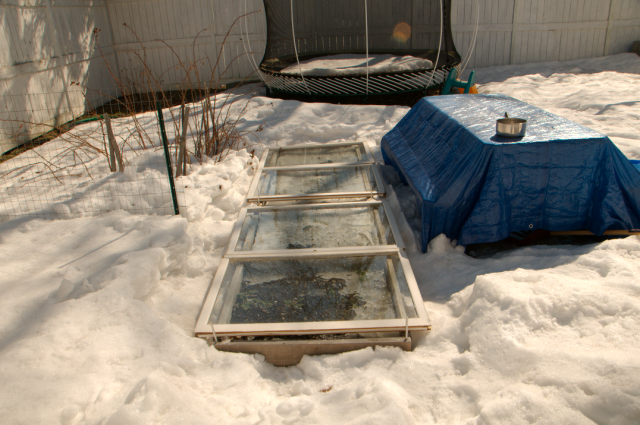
[156,101,180,216]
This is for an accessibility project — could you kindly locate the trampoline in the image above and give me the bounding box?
[256,0,462,98]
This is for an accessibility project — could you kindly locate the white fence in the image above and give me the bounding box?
[1,0,119,152]
[2,0,639,152]
[452,0,640,69]
[108,0,266,90]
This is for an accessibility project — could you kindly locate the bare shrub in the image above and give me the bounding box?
[1,11,263,176]
[0,11,265,220]
[88,12,264,168]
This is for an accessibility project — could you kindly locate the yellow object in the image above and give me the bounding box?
[458,84,478,94]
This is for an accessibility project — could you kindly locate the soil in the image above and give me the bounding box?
[231,271,365,324]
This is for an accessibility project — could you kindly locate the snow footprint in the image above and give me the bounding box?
[289,380,313,396]
[451,356,472,376]
[580,257,611,277]
[275,397,315,423]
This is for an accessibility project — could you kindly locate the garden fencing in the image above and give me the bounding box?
[1,0,639,221]
[0,86,189,222]
[1,0,263,221]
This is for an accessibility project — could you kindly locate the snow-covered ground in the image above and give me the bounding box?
[1,53,640,424]
[281,54,433,76]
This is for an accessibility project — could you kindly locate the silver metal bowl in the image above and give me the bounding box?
[496,118,527,138]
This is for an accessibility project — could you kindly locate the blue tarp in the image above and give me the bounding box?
[382,94,640,252]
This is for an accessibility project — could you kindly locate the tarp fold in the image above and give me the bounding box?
[382,94,640,252]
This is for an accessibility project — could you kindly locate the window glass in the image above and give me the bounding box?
[210,256,417,325]
[266,144,368,166]
[235,204,395,251]
[256,166,378,197]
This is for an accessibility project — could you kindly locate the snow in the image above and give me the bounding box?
[280,54,434,76]
[1,53,640,424]
[0,111,188,219]
[462,53,640,159]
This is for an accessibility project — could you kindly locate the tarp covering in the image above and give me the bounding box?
[382,94,640,252]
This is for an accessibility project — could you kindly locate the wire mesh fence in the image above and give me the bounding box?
[0,85,192,222]
[1,12,263,223]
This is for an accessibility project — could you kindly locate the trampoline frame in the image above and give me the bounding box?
[257,0,461,98]
[260,62,457,98]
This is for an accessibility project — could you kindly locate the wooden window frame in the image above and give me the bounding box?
[246,144,385,203]
[194,252,430,338]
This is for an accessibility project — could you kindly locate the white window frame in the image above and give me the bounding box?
[195,141,430,340]
[225,199,405,259]
[194,252,430,338]
[264,141,375,167]
[195,200,429,338]
[246,161,386,204]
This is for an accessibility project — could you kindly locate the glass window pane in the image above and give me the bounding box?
[256,166,378,197]
[235,205,395,251]
[210,256,417,325]
[266,144,368,166]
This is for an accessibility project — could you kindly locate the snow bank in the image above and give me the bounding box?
[468,53,640,159]
[0,111,187,220]
[1,54,640,424]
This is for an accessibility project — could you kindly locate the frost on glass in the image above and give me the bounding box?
[235,205,395,251]
[256,166,377,197]
[266,144,368,166]
[210,256,417,325]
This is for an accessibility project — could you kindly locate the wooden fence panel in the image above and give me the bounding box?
[2,0,640,152]
[0,0,118,152]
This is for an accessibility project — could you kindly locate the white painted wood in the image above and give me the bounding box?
[484,0,493,26]
[566,29,575,61]
[1,0,115,151]
[582,0,591,22]
[574,28,583,60]
[479,32,487,67]
[495,30,505,65]
[586,29,596,58]
[561,0,570,22]
[530,30,539,63]
[225,246,401,260]
[596,28,607,57]
[516,26,526,64]
[509,0,520,64]
[4,0,640,151]
[545,29,555,62]
[540,29,548,62]
[535,30,543,63]
[538,0,546,25]
[548,0,557,24]
[604,0,618,55]
[579,28,588,59]
[44,0,74,115]
[522,31,531,63]
[589,0,599,23]
[464,0,634,67]
[581,0,589,23]
[518,20,607,31]
[571,0,580,23]
[194,256,430,337]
